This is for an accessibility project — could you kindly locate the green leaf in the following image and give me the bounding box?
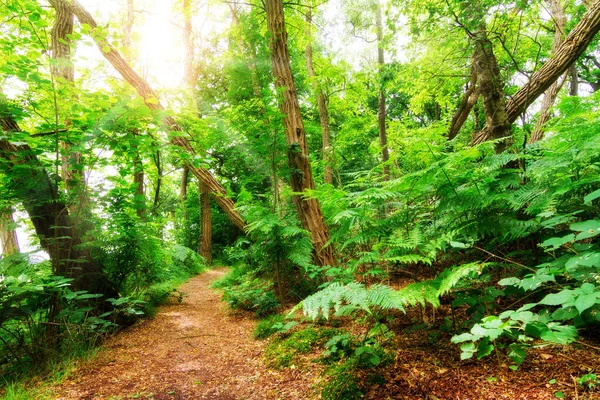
[574,293,598,314]
[570,220,600,240]
[450,241,468,248]
[584,188,600,204]
[541,234,575,250]
[508,343,527,365]
[540,325,577,344]
[459,342,476,360]
[101,45,111,53]
[539,290,575,306]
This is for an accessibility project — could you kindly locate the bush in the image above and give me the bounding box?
[253,314,285,339]
[221,278,280,316]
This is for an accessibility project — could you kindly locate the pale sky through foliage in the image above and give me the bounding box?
[77,0,229,91]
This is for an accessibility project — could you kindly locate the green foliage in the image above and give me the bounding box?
[320,358,362,400]
[264,327,341,369]
[295,262,486,320]
[221,276,280,317]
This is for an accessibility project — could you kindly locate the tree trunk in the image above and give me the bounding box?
[0,209,19,256]
[305,8,334,185]
[183,0,212,259]
[448,65,480,140]
[198,182,212,264]
[265,0,335,266]
[376,0,390,180]
[0,116,113,296]
[472,0,600,146]
[529,0,568,144]
[60,0,245,231]
[473,26,512,153]
[569,64,579,95]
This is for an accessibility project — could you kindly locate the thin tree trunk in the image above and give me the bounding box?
[183,0,212,262]
[152,148,161,214]
[60,0,245,231]
[229,2,284,204]
[305,8,333,185]
[529,0,568,144]
[569,64,579,95]
[180,165,189,224]
[265,0,334,266]
[122,1,146,217]
[448,65,480,140]
[198,182,212,264]
[376,0,390,180]
[0,209,19,256]
[472,0,600,146]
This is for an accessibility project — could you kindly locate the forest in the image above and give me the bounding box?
[1,0,600,398]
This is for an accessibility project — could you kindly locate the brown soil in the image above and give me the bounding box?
[50,268,318,400]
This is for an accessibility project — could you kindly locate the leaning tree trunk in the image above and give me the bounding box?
[375,0,390,180]
[448,64,480,140]
[529,0,569,144]
[265,0,335,266]
[0,209,19,256]
[305,8,334,185]
[472,0,600,146]
[58,0,245,231]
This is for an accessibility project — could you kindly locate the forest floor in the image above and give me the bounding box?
[46,268,319,400]
[36,268,600,400]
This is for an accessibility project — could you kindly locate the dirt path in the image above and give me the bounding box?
[51,269,318,400]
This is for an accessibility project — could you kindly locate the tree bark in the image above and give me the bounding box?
[472,0,600,146]
[59,0,245,231]
[529,0,568,144]
[265,0,334,266]
[198,182,212,264]
[0,116,112,295]
[448,65,480,140]
[473,26,512,153]
[0,209,19,256]
[376,0,390,180]
[305,8,334,185]
[183,0,212,261]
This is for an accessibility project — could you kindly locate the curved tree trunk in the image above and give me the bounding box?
[265,0,335,266]
[448,64,479,140]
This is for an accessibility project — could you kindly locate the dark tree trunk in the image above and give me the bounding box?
[265,0,335,266]
[0,117,112,295]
